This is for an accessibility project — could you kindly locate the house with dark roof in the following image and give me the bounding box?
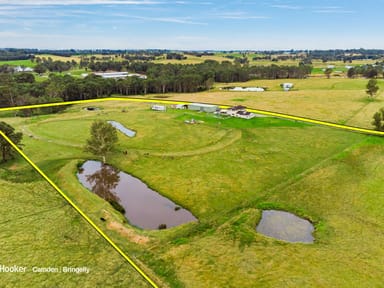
[220,105,256,119]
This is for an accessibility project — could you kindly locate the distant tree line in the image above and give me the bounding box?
[166,53,187,60]
[0,61,312,110]
[0,49,34,61]
[2,48,384,62]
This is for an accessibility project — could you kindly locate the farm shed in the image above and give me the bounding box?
[188,103,218,113]
[172,104,188,109]
[151,104,166,111]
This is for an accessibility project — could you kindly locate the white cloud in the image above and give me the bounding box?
[0,0,163,5]
[214,11,270,20]
[313,9,355,14]
[271,4,302,10]
[132,15,207,25]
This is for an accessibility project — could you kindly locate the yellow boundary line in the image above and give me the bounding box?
[0,97,383,287]
[1,97,383,136]
[0,130,159,288]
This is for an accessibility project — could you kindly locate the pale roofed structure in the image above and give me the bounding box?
[188,103,218,113]
[93,72,147,79]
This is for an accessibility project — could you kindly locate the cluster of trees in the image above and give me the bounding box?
[0,50,32,61]
[0,121,23,162]
[87,61,124,72]
[347,64,384,79]
[166,53,187,60]
[372,108,384,131]
[33,57,77,73]
[248,64,311,79]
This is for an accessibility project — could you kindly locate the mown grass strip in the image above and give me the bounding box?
[0,130,159,288]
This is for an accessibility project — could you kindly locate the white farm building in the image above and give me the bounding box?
[14,66,33,73]
[151,104,166,111]
[188,103,218,113]
[93,72,147,79]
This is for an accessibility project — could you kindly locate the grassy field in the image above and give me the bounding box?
[0,59,35,67]
[1,100,384,287]
[153,54,232,65]
[0,165,151,287]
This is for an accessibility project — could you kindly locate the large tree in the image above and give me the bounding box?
[0,121,23,162]
[84,120,118,163]
[324,68,333,79]
[372,108,384,131]
[366,79,379,99]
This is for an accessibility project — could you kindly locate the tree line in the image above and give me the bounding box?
[347,64,384,79]
[0,60,312,105]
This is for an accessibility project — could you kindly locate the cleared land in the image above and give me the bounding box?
[1,100,384,287]
[0,59,35,67]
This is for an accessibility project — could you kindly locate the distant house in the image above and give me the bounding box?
[236,110,256,119]
[188,103,218,113]
[151,104,166,111]
[226,105,247,116]
[224,105,256,119]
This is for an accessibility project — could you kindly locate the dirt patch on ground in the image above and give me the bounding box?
[102,210,150,245]
[107,221,150,244]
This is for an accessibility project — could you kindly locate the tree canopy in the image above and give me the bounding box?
[366,79,379,99]
[0,121,23,162]
[84,120,118,163]
[372,108,384,131]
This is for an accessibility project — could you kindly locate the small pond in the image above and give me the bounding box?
[256,210,314,243]
[107,120,136,137]
[77,160,197,230]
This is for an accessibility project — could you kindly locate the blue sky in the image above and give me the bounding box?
[0,0,382,50]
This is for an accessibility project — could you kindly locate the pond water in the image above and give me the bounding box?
[107,120,136,137]
[77,160,197,230]
[256,210,314,243]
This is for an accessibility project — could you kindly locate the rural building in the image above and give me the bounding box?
[229,87,264,92]
[222,105,256,119]
[226,105,247,116]
[93,72,147,79]
[14,66,33,73]
[172,104,188,109]
[281,83,294,91]
[235,110,256,119]
[151,104,166,111]
[188,103,218,113]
